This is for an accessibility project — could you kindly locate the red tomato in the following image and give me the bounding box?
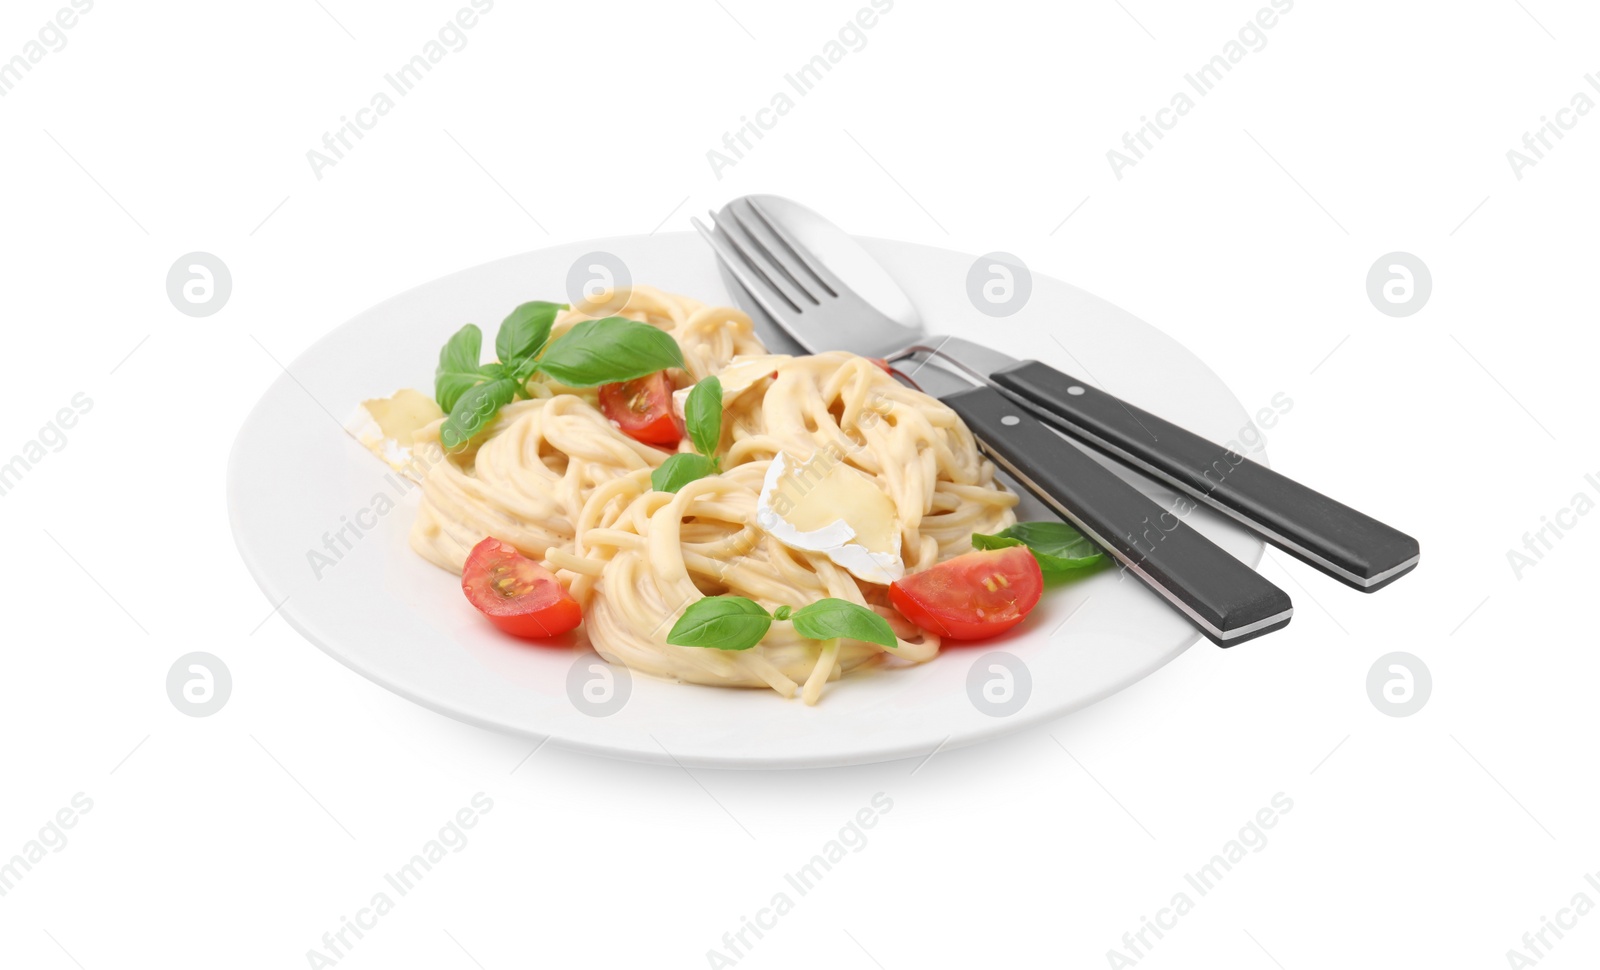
[599,371,681,446]
[461,538,583,638]
[888,547,1043,640]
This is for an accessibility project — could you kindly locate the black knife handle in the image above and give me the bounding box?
[990,361,1420,592]
[941,385,1292,647]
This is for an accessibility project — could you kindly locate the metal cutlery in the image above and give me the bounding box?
[693,197,1296,647]
[704,195,1418,593]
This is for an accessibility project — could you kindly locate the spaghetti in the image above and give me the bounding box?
[407,287,1018,703]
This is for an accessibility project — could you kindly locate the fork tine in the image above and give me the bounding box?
[724,200,823,305]
[692,215,807,332]
[742,197,848,297]
[708,207,815,313]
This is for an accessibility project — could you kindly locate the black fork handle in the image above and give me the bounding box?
[941,385,1293,647]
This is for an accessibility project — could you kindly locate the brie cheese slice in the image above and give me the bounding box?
[673,354,792,418]
[344,388,443,476]
[756,451,903,585]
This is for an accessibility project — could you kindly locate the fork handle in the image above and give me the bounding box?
[941,385,1292,647]
[989,361,1420,591]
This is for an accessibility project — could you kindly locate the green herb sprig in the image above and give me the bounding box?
[651,375,724,493]
[434,303,685,451]
[971,521,1106,573]
[666,595,897,652]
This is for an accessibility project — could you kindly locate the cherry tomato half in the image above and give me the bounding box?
[599,371,682,447]
[461,537,583,639]
[888,546,1043,640]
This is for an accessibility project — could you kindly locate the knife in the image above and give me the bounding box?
[695,197,1296,646]
[710,195,1418,593]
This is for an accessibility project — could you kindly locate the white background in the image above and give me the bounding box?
[2,1,1596,967]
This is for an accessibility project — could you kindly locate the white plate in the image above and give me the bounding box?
[227,235,1264,769]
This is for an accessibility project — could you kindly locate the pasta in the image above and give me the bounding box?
[407,286,1018,703]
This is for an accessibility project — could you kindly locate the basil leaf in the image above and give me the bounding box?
[1002,521,1100,558]
[666,596,772,651]
[510,355,541,383]
[650,453,718,493]
[496,301,562,366]
[970,534,1026,551]
[789,598,897,649]
[773,605,792,621]
[436,324,485,411]
[684,376,723,457]
[973,521,1105,572]
[440,378,519,451]
[536,317,685,387]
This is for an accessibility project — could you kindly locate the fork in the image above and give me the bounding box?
[693,204,1294,647]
